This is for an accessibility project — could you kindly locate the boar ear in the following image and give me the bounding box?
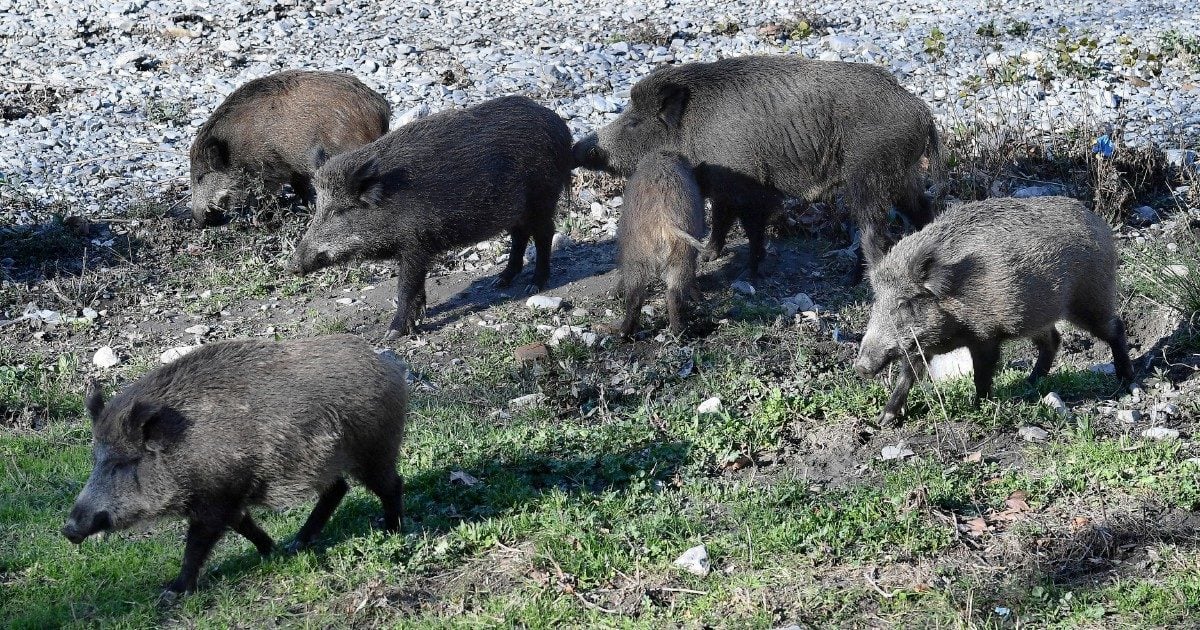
[910,241,968,299]
[351,158,388,207]
[84,379,105,421]
[657,83,689,129]
[201,137,230,170]
[129,401,187,453]
[309,146,329,171]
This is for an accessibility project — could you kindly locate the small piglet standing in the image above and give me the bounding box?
[288,95,573,338]
[62,335,408,595]
[855,196,1134,425]
[616,151,706,336]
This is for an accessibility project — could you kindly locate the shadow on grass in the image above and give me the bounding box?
[4,436,691,627]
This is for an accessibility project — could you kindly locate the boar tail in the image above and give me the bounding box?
[669,227,707,252]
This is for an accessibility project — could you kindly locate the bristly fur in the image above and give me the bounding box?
[857,196,1134,425]
[574,55,943,280]
[63,335,409,594]
[189,70,390,226]
[617,151,707,336]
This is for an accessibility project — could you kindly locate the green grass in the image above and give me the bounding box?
[2,291,1197,627]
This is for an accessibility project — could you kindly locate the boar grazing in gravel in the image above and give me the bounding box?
[62,335,408,595]
[573,55,941,280]
[288,95,574,339]
[190,70,390,227]
[854,196,1134,425]
[617,151,706,336]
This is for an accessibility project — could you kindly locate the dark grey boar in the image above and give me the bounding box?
[62,335,408,595]
[617,151,706,336]
[190,70,390,226]
[854,196,1134,425]
[573,55,941,280]
[287,95,573,339]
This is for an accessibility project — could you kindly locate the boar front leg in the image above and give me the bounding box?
[968,340,1002,404]
[879,360,922,426]
[701,200,736,263]
[386,254,429,339]
[497,225,531,288]
[164,519,227,594]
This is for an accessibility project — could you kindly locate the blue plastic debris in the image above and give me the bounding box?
[1093,134,1114,158]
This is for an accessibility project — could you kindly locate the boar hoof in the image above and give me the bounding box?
[878,410,901,427]
[383,329,404,342]
[699,247,722,263]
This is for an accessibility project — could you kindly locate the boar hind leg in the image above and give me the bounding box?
[968,340,1003,403]
[497,225,531,287]
[359,466,405,533]
[1071,305,1135,385]
[232,512,275,555]
[289,477,350,552]
[701,200,736,263]
[166,519,228,594]
[1028,327,1062,384]
[619,271,647,337]
[529,218,555,290]
[665,250,697,335]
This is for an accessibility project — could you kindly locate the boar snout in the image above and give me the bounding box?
[287,242,328,276]
[572,134,608,170]
[62,506,112,544]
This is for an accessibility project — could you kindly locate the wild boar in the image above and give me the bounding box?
[617,151,706,336]
[62,335,408,595]
[573,55,941,280]
[854,196,1134,425]
[190,70,390,227]
[287,95,574,339]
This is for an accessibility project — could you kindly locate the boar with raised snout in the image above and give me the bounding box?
[190,70,390,227]
[288,95,574,339]
[573,55,941,281]
[855,196,1134,425]
[62,336,408,595]
[617,151,706,336]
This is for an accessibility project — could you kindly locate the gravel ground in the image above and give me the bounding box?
[1,0,1198,216]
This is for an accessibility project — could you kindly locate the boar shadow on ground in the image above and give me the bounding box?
[200,440,692,587]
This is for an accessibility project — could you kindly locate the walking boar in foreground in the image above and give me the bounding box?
[573,55,940,280]
[62,335,408,595]
[855,196,1134,425]
[288,95,574,339]
[190,70,390,227]
[617,151,706,336]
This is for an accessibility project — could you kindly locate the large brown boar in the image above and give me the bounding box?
[855,196,1134,425]
[573,55,941,280]
[617,151,706,336]
[190,70,390,226]
[287,95,574,339]
[62,335,408,595]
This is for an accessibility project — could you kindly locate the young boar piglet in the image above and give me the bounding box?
[288,96,573,339]
[574,55,941,280]
[190,70,390,227]
[617,151,706,336]
[855,196,1134,425]
[62,335,408,595]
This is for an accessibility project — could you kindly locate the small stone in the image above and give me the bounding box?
[1141,426,1179,440]
[881,443,915,460]
[81,307,99,320]
[92,346,120,369]
[335,297,356,305]
[1131,206,1159,225]
[1012,184,1064,198]
[160,345,199,364]
[730,280,755,296]
[1040,392,1070,419]
[526,295,564,311]
[509,393,545,408]
[449,470,481,486]
[784,292,815,312]
[1163,265,1189,279]
[1089,363,1116,375]
[1018,425,1050,442]
[217,39,240,53]
[697,397,722,414]
[673,544,710,577]
[1153,402,1180,418]
[514,342,549,362]
[929,348,973,381]
[1117,409,1142,423]
[395,103,431,127]
[184,324,210,335]
[200,290,213,299]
